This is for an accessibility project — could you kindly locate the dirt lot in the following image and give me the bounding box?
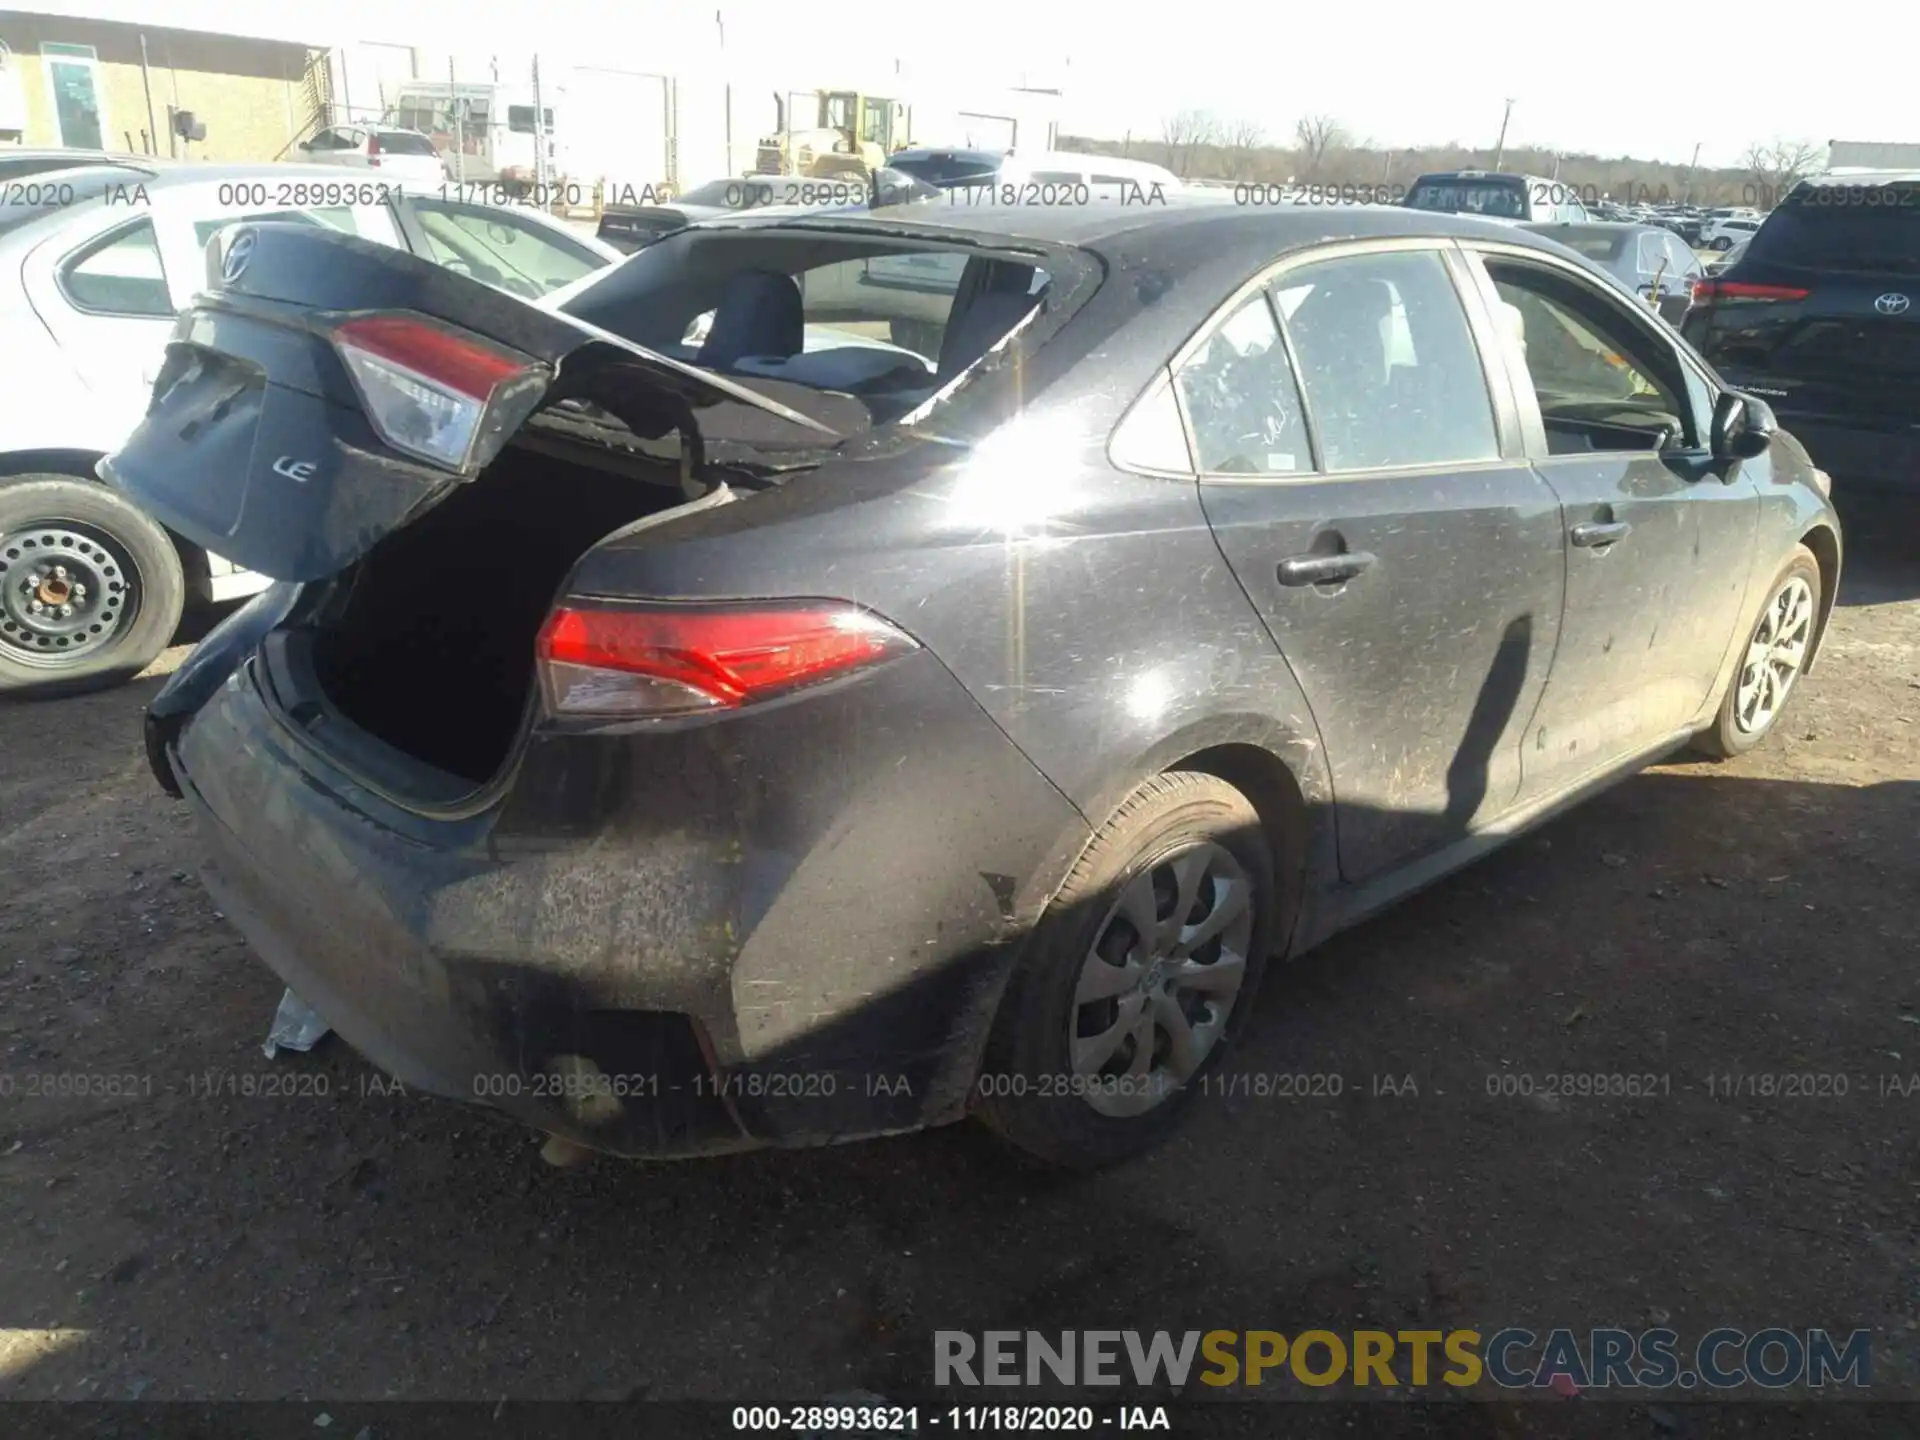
[1,491,1916,1419]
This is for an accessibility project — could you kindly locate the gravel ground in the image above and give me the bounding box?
[0,489,1915,1418]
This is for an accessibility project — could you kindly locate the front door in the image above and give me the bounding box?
[43,45,105,149]
[1186,243,1567,884]
[1463,247,1758,799]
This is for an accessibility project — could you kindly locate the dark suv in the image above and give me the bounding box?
[1683,172,1920,490]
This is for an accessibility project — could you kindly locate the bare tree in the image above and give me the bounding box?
[1294,114,1349,182]
[1741,138,1824,206]
[1160,108,1221,177]
[1219,116,1265,180]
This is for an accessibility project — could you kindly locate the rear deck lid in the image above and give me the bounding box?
[100,222,839,581]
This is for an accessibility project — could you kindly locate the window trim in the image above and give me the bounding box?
[1455,239,1715,458]
[56,215,172,319]
[1164,236,1522,485]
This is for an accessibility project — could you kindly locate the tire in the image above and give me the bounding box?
[1693,543,1821,759]
[974,771,1278,1169]
[0,474,186,699]
[1710,236,1733,251]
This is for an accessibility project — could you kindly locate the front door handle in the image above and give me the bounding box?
[1571,520,1632,548]
[1277,551,1376,586]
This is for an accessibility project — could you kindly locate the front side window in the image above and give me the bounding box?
[61,219,170,316]
[1277,250,1500,472]
[1172,290,1310,475]
[1486,259,1692,452]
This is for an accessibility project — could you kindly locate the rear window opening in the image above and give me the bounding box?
[556,227,1062,430]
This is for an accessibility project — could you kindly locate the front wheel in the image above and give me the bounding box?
[1710,236,1734,251]
[974,771,1278,1168]
[0,474,186,699]
[1693,544,1821,759]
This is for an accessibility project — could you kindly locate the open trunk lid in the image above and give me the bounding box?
[101,221,841,582]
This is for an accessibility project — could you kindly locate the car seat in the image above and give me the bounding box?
[696,269,805,370]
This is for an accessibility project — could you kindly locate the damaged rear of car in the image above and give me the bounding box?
[116,216,1103,1159]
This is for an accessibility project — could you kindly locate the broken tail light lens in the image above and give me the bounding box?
[331,314,547,473]
[536,602,920,719]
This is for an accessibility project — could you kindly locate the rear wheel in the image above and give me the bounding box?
[975,771,1277,1169]
[0,474,185,698]
[1693,544,1821,759]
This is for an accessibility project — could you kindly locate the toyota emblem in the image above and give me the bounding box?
[221,228,257,285]
[1874,292,1911,316]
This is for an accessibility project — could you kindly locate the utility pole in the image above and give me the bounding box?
[530,53,548,193]
[1492,97,1515,172]
[1682,140,1701,203]
[449,56,462,184]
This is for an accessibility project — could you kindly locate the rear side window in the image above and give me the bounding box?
[61,219,171,316]
[373,130,438,156]
[1173,291,1311,475]
[1746,189,1920,272]
[1277,250,1500,471]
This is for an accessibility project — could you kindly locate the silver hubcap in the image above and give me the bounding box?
[1068,841,1254,1118]
[1734,575,1813,736]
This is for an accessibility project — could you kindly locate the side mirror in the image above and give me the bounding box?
[1712,390,1776,461]
[297,138,313,152]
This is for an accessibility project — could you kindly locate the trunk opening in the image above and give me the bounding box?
[299,434,692,787]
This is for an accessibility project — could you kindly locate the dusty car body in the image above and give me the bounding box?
[121,202,1840,1168]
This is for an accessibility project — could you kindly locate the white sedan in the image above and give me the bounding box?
[0,158,619,694]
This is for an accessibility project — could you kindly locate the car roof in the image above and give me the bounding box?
[1528,221,1667,238]
[710,194,1617,263]
[1800,168,1920,187]
[890,146,1006,163]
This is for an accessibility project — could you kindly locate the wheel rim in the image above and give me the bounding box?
[1733,574,1813,737]
[1067,840,1254,1118]
[0,519,141,669]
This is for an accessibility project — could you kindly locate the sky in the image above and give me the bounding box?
[28,0,1904,167]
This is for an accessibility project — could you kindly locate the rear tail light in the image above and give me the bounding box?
[535,602,919,719]
[367,133,382,156]
[330,314,548,473]
[1692,280,1810,304]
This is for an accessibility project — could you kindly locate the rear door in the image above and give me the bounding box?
[101,223,838,582]
[1685,183,1920,438]
[1461,242,1757,797]
[1189,240,1566,883]
[22,211,177,439]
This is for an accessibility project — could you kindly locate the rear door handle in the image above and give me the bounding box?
[1277,551,1376,586]
[1571,520,1632,548]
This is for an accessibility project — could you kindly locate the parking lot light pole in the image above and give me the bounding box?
[1683,140,1701,203]
[1492,98,1515,172]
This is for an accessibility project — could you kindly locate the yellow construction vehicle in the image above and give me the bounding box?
[754,90,907,181]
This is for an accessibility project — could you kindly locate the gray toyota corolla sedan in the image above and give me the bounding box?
[115,197,1841,1169]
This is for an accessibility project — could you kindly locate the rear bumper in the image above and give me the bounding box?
[164,649,1088,1158]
